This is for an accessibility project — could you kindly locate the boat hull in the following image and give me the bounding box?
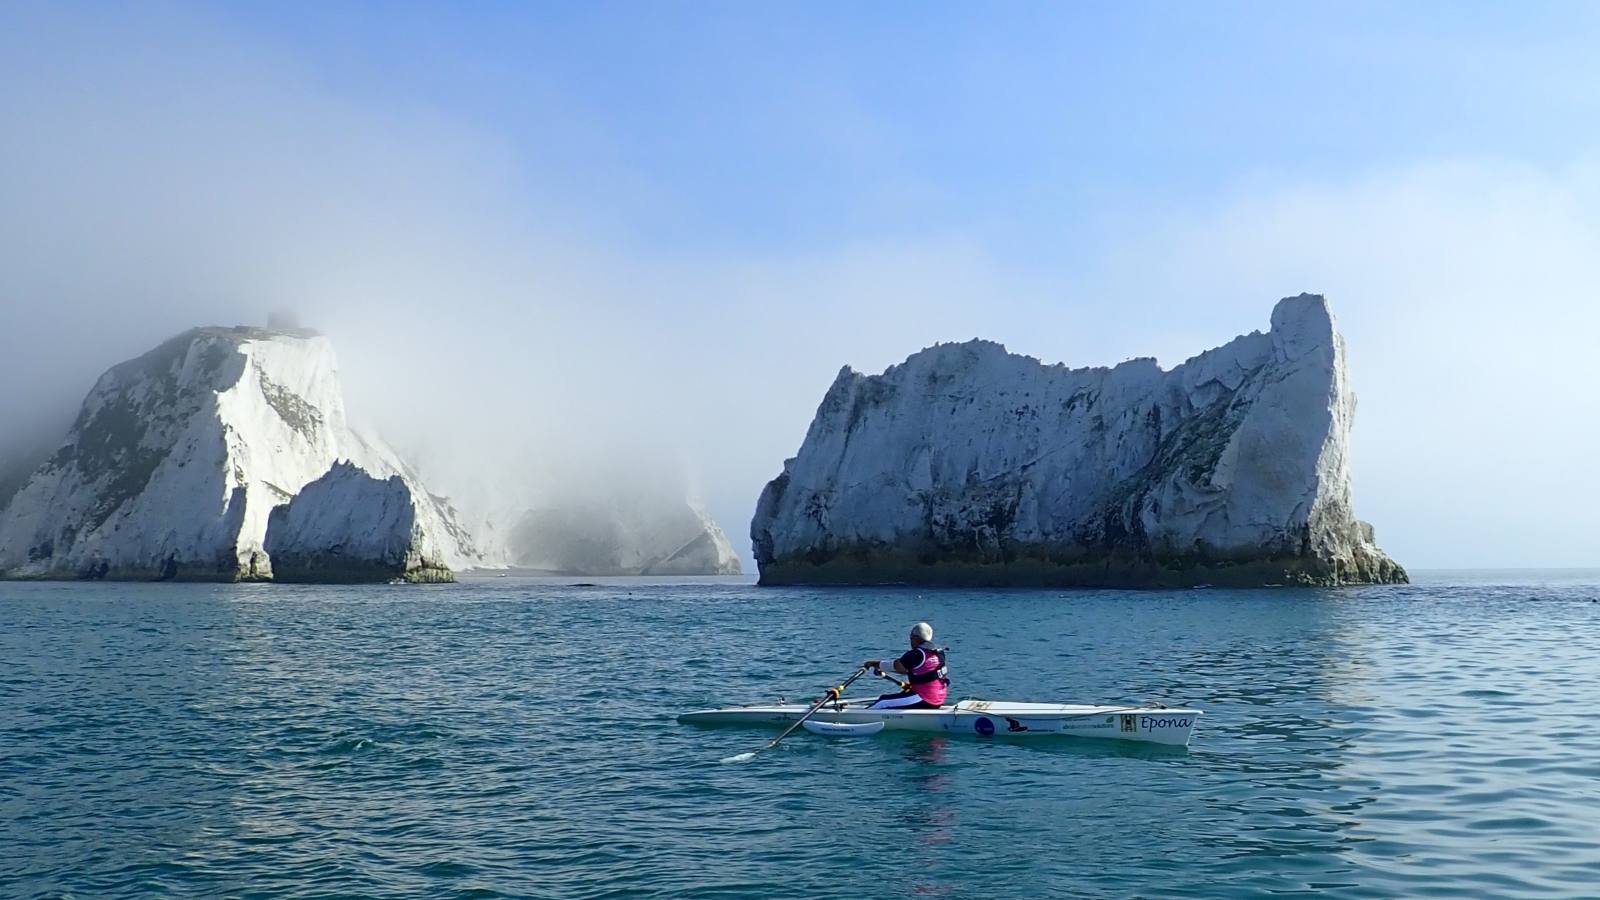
[679,700,1201,746]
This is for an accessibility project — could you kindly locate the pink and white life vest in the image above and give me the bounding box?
[907,645,949,706]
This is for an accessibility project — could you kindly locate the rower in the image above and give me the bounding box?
[861,622,949,709]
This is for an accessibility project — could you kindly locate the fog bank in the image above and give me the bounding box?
[4,4,1597,568]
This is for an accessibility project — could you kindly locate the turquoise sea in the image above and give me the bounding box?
[4,571,1600,898]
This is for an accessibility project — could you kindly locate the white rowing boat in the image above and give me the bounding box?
[680,698,1201,746]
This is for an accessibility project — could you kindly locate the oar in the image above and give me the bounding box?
[720,666,869,764]
[873,668,910,692]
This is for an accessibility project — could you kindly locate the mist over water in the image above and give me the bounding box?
[0,3,746,547]
[0,5,1010,559]
[4,4,1599,567]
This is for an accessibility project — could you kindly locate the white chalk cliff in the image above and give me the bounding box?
[751,294,1406,587]
[0,326,479,581]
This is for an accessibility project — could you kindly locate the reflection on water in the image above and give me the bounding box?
[3,572,1600,897]
[897,737,954,896]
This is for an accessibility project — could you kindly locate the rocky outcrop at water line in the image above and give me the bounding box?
[264,462,459,583]
[751,294,1406,588]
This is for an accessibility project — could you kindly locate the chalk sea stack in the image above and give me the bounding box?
[751,294,1406,588]
[265,461,467,583]
[0,326,479,582]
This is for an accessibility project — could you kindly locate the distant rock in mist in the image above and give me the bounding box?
[751,293,1406,588]
[0,326,479,582]
[505,494,741,576]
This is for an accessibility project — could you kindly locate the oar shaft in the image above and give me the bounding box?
[765,666,868,749]
[873,669,910,691]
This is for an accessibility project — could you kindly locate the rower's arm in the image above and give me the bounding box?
[887,649,914,675]
[860,656,911,674]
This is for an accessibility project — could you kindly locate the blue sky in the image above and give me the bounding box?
[214,2,1600,249]
[4,2,1600,567]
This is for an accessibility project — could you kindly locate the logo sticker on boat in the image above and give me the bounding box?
[1120,714,1137,733]
[974,717,995,736]
[1004,717,1029,733]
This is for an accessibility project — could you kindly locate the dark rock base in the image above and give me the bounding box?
[270,555,456,584]
[756,544,1408,589]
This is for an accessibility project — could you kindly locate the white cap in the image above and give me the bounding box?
[911,622,933,641]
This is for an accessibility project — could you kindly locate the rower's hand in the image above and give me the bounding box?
[861,659,880,672]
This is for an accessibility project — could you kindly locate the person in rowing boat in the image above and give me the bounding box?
[861,621,949,709]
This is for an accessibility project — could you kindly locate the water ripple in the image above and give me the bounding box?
[3,570,1600,897]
